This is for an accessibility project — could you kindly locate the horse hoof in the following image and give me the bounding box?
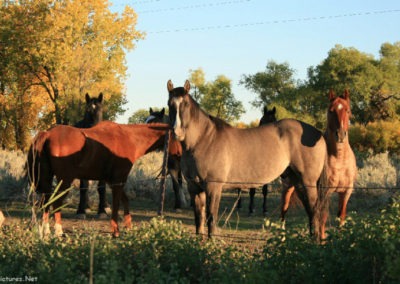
[76,214,86,220]
[104,207,111,214]
[97,213,108,220]
[112,232,120,238]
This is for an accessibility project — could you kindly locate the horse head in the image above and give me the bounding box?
[84,93,103,125]
[145,107,168,124]
[328,89,351,143]
[167,80,191,141]
[259,106,277,126]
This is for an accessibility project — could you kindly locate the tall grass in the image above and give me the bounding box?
[0,149,27,201]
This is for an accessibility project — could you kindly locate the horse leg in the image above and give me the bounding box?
[262,184,269,216]
[236,189,242,210]
[248,188,256,216]
[110,184,123,238]
[41,195,51,237]
[337,189,353,227]
[169,168,182,210]
[121,189,132,230]
[295,180,318,237]
[77,179,89,218]
[280,185,295,229]
[97,180,109,219]
[52,178,73,237]
[194,191,206,236]
[206,184,222,238]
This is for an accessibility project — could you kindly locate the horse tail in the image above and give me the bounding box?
[314,154,331,242]
[27,131,50,193]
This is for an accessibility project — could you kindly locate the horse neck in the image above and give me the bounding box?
[325,129,350,158]
[184,109,216,150]
[135,125,169,155]
[83,111,102,126]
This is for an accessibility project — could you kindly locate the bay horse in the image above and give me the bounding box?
[145,107,187,209]
[278,90,357,238]
[167,80,329,240]
[27,121,171,237]
[236,106,277,216]
[74,93,109,219]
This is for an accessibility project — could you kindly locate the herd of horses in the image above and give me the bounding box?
[21,80,356,242]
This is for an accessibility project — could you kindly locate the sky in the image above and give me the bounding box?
[110,0,400,124]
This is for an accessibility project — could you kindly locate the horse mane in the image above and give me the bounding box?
[188,95,231,130]
[32,131,50,152]
[208,115,231,129]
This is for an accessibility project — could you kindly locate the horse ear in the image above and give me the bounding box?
[161,108,165,116]
[167,80,174,92]
[272,106,276,114]
[149,107,153,113]
[328,89,336,100]
[184,80,191,94]
[98,93,103,103]
[263,106,268,114]
[85,93,90,103]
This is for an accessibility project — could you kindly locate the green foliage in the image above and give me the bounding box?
[127,108,151,124]
[350,121,400,154]
[189,69,245,123]
[1,202,400,282]
[240,60,296,108]
[241,43,400,129]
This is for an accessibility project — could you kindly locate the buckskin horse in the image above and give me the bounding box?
[74,93,109,219]
[27,121,171,237]
[145,107,187,210]
[167,80,329,240]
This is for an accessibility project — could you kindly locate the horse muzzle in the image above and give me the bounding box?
[336,129,347,143]
[173,127,185,141]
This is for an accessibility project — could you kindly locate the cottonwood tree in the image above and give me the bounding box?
[0,0,144,149]
[189,69,244,123]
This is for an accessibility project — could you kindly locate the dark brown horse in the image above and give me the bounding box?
[27,121,170,237]
[145,107,186,209]
[74,93,109,219]
[167,80,329,240]
[236,106,277,216]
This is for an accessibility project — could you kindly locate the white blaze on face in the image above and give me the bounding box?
[337,103,345,128]
[171,97,184,141]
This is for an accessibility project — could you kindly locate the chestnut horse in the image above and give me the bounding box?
[145,107,187,209]
[323,90,357,231]
[236,106,277,216]
[279,90,357,238]
[167,80,329,240]
[27,121,170,237]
